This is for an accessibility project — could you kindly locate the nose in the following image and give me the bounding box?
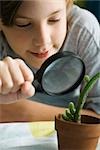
[32,23,51,50]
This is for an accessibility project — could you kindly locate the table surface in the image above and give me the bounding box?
[3,140,100,150]
[0,121,100,150]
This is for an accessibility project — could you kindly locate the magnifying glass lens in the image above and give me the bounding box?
[42,56,84,95]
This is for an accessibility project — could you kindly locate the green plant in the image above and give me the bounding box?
[62,72,100,123]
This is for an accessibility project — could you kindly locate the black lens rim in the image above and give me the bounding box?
[35,51,85,95]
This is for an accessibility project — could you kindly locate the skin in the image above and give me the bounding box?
[0,0,99,122]
[0,0,67,103]
[0,0,67,68]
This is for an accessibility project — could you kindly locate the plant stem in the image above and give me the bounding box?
[74,72,100,122]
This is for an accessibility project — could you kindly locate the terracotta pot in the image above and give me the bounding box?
[55,114,100,150]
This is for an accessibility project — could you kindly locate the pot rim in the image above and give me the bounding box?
[55,114,100,127]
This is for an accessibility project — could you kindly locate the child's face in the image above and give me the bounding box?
[1,0,67,69]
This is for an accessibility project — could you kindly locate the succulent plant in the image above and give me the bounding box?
[62,72,100,123]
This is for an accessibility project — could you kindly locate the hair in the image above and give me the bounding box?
[0,1,22,26]
[0,0,73,26]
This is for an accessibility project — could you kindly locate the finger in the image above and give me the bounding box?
[0,78,2,93]
[4,57,25,87]
[16,59,34,83]
[0,82,35,104]
[11,86,20,93]
[0,61,13,94]
[17,81,35,99]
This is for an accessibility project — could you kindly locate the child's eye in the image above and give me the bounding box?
[15,23,31,28]
[48,19,60,24]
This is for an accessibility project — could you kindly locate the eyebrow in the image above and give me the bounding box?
[15,9,63,19]
[48,9,63,17]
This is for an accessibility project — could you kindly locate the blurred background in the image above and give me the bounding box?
[74,0,100,23]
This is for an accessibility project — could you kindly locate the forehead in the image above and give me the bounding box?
[16,0,66,18]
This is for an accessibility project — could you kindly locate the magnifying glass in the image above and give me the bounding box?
[33,51,85,95]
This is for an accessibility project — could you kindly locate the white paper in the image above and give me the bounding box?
[0,121,99,150]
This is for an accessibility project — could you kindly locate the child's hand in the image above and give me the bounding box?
[0,57,35,104]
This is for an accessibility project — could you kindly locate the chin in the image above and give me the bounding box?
[31,61,44,69]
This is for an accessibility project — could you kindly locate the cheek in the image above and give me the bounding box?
[3,29,32,51]
[52,21,66,46]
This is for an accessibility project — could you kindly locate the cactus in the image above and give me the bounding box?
[62,72,100,123]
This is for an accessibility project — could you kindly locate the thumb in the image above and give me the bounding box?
[17,81,35,99]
